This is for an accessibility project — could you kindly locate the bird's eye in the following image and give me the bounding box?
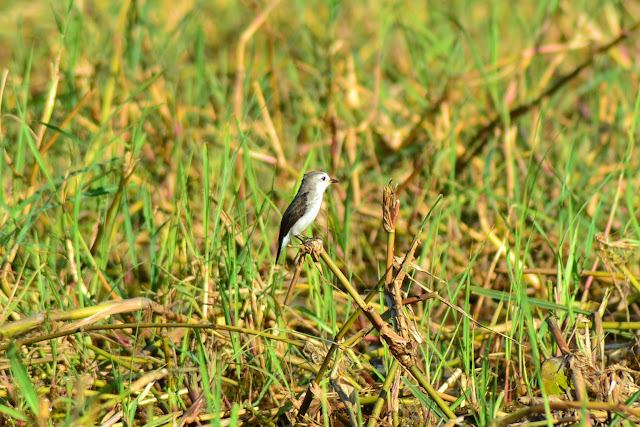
[322,176,326,181]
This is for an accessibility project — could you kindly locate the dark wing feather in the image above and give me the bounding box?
[276,190,309,260]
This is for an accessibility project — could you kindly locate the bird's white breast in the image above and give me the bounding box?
[288,190,323,237]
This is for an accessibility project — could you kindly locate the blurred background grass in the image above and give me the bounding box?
[2,0,640,425]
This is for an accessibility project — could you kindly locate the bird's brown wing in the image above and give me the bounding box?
[276,190,309,260]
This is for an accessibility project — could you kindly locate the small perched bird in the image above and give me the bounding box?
[276,170,339,262]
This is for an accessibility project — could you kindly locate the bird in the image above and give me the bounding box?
[276,170,339,262]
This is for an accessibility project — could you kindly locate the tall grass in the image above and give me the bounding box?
[1,0,640,425]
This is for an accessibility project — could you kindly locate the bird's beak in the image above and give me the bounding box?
[329,178,339,184]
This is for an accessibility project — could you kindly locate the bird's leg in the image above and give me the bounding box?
[296,235,323,248]
[294,234,308,243]
[292,235,324,263]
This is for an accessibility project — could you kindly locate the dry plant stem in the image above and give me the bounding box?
[297,273,387,418]
[385,229,395,299]
[580,320,640,330]
[233,0,280,117]
[85,342,142,372]
[383,183,397,287]
[409,365,457,417]
[390,278,409,336]
[77,229,121,299]
[320,252,386,330]
[0,297,162,339]
[266,36,282,138]
[546,317,571,355]
[90,161,138,257]
[0,296,202,344]
[252,81,291,174]
[0,69,7,139]
[592,313,605,370]
[318,252,456,419]
[244,404,276,427]
[283,238,324,306]
[297,222,435,418]
[233,0,281,198]
[394,90,449,156]
[621,264,640,294]
[342,293,438,351]
[493,400,640,426]
[570,359,588,405]
[1,255,35,321]
[41,90,95,155]
[547,318,589,416]
[366,360,401,427]
[19,44,64,226]
[253,82,281,160]
[29,88,93,192]
[100,0,129,124]
[494,267,640,282]
[581,172,624,303]
[465,223,540,289]
[79,369,170,424]
[458,22,640,171]
[35,40,61,151]
[382,182,404,422]
[397,157,427,196]
[504,126,516,199]
[0,322,305,353]
[284,256,304,306]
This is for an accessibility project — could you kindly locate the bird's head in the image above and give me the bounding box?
[302,170,339,193]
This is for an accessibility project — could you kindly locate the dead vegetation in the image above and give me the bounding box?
[2,1,640,426]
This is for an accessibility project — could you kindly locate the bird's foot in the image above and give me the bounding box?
[295,237,324,262]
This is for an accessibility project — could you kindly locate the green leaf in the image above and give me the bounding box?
[8,342,39,417]
[541,357,573,395]
[0,404,29,421]
[470,285,591,315]
[401,377,446,419]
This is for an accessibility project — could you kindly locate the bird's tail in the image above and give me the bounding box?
[275,243,282,263]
